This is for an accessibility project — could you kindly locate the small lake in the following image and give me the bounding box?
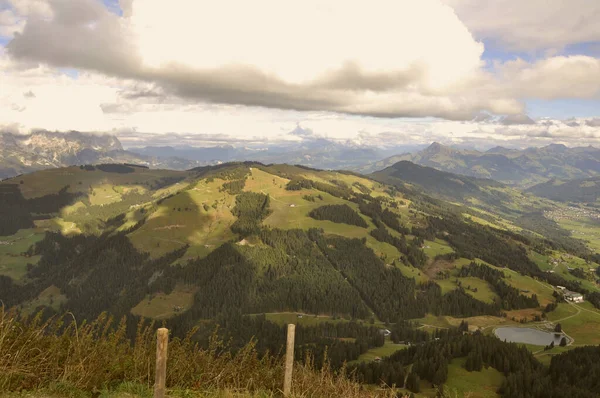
[495,327,564,346]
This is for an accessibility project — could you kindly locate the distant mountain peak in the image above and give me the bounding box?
[544,143,568,152]
[424,142,447,153]
[486,146,516,155]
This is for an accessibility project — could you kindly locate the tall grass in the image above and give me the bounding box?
[0,308,400,397]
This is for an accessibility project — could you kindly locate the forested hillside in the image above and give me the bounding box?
[2,161,600,397]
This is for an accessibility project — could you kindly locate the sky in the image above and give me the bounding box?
[0,0,599,149]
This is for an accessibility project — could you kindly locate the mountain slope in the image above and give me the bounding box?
[2,161,598,324]
[527,176,600,203]
[0,131,202,179]
[359,142,600,187]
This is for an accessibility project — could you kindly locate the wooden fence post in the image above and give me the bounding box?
[283,324,296,397]
[154,328,169,398]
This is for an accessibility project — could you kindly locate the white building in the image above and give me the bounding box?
[564,291,584,303]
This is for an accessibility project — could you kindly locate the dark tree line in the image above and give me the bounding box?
[286,178,353,199]
[586,292,600,309]
[308,204,368,228]
[220,179,246,194]
[0,184,81,235]
[230,192,272,236]
[96,164,135,173]
[369,225,427,268]
[356,197,410,235]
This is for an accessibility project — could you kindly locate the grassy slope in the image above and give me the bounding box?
[128,178,237,261]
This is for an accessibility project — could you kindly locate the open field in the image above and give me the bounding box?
[422,239,454,259]
[556,214,600,253]
[131,285,197,320]
[0,228,45,281]
[436,277,499,304]
[547,302,600,346]
[414,314,515,332]
[349,339,408,364]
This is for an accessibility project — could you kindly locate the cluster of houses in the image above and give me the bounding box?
[544,206,600,223]
[556,286,584,303]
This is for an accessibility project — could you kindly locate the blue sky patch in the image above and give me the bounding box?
[526,99,600,119]
[59,68,80,79]
[102,0,123,16]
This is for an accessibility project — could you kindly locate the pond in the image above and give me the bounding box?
[494,327,565,346]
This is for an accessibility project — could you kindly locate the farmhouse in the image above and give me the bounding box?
[564,291,584,303]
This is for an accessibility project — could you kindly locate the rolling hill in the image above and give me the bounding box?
[2,161,600,397]
[358,142,600,187]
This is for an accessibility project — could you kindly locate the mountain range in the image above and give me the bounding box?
[0,131,203,179]
[128,138,416,171]
[358,142,600,187]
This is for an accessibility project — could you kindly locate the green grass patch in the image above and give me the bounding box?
[350,340,408,364]
[0,229,45,281]
[444,358,504,398]
[422,239,454,259]
[128,179,237,259]
[436,277,499,304]
[131,285,197,320]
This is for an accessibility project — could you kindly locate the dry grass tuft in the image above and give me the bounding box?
[0,308,399,397]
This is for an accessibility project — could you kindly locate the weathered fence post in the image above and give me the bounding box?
[154,328,169,398]
[283,323,296,397]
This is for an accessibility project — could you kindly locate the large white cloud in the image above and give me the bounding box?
[443,0,600,52]
[1,0,527,119]
[0,0,600,148]
[498,56,600,99]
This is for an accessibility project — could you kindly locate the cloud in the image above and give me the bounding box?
[22,89,34,98]
[100,102,130,114]
[586,118,600,127]
[564,118,580,127]
[443,0,600,51]
[497,56,600,100]
[289,125,315,138]
[4,0,529,120]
